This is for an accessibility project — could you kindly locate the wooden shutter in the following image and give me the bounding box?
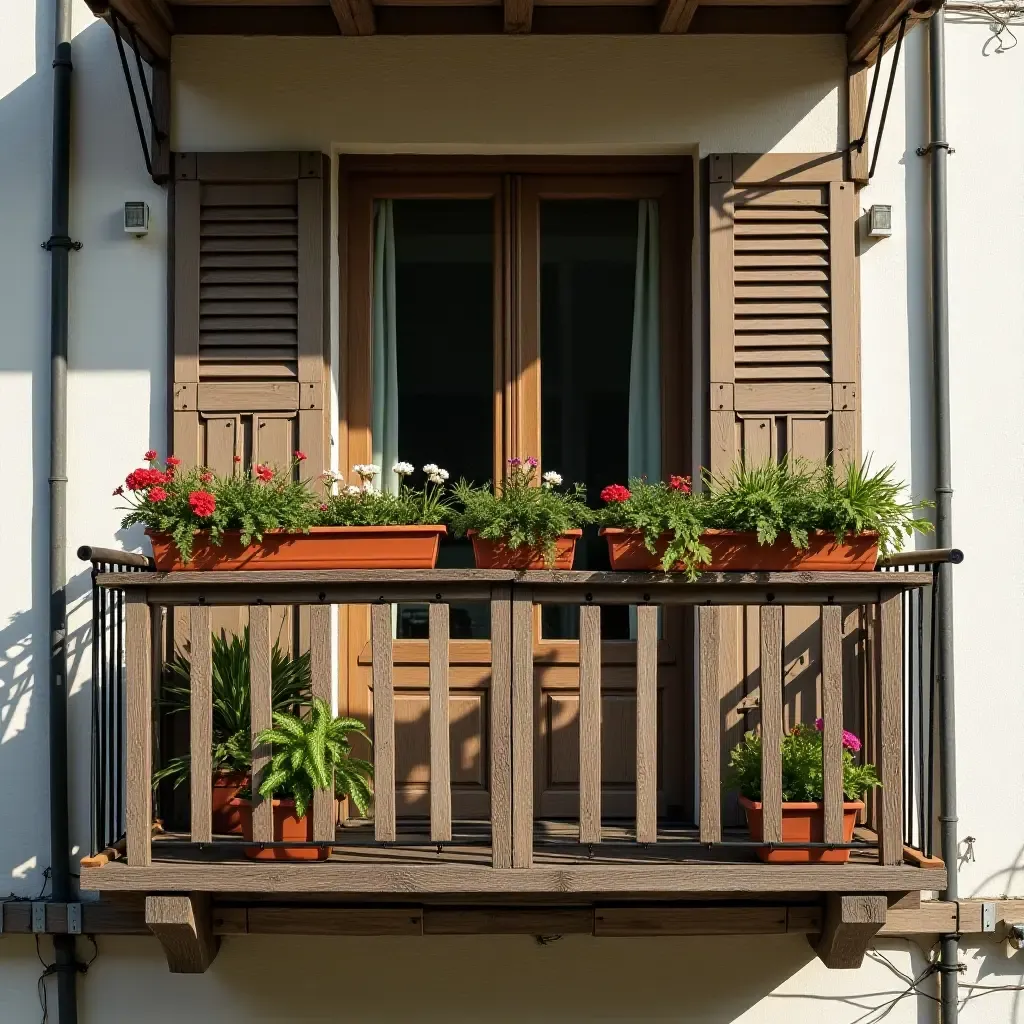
[706,152,861,824]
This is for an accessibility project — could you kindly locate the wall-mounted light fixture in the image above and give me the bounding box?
[124,201,150,236]
[867,204,892,239]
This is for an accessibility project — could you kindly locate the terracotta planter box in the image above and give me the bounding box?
[211,771,248,835]
[739,795,864,864]
[147,525,447,571]
[233,797,332,861]
[469,529,581,570]
[600,528,879,573]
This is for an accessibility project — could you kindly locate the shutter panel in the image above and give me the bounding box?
[706,152,861,824]
[171,152,330,648]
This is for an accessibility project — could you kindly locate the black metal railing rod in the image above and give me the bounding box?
[877,548,963,567]
[77,545,154,569]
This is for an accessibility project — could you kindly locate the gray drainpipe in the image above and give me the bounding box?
[924,7,960,1020]
[46,0,79,1016]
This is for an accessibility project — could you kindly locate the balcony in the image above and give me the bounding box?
[76,553,949,968]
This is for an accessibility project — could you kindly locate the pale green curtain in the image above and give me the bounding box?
[628,199,661,484]
[372,200,399,496]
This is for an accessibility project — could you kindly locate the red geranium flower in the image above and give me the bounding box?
[200,472,213,483]
[188,490,216,518]
[254,463,274,483]
[144,449,157,462]
[233,455,242,464]
[319,503,329,512]
[600,484,631,503]
[148,486,168,503]
[669,474,692,494]
[166,456,181,467]
[125,467,169,491]
[294,450,307,462]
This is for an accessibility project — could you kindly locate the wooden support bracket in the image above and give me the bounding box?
[815,894,888,969]
[146,894,220,973]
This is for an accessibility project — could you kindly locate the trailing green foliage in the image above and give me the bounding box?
[449,459,594,565]
[117,451,319,563]
[318,462,450,527]
[256,698,374,820]
[724,722,881,803]
[152,628,311,789]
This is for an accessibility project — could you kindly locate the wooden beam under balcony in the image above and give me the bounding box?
[146,894,220,973]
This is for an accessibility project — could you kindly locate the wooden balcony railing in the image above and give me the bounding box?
[80,565,946,896]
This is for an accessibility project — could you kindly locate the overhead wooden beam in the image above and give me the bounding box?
[847,0,916,63]
[146,894,220,974]
[815,894,887,969]
[329,0,376,33]
[660,0,699,32]
[103,0,173,63]
[504,0,533,32]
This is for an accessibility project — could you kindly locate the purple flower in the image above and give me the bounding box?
[508,457,522,468]
[526,456,539,468]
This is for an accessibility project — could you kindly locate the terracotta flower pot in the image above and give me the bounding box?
[233,797,332,861]
[739,795,864,864]
[468,529,581,570]
[600,528,879,573]
[211,771,249,835]
[147,525,447,571]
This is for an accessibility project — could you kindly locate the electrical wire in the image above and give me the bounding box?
[946,2,1024,53]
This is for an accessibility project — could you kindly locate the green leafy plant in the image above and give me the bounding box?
[318,461,451,527]
[117,450,321,563]
[256,698,374,820]
[449,458,594,565]
[598,475,712,580]
[152,628,312,789]
[724,722,880,803]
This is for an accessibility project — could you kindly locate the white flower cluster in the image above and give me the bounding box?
[423,463,450,486]
[542,470,563,489]
[352,464,380,482]
[392,461,415,477]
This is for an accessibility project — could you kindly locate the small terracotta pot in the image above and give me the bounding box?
[600,528,879,573]
[233,797,332,861]
[147,525,447,571]
[211,771,249,835]
[739,795,864,864]
[468,529,581,570]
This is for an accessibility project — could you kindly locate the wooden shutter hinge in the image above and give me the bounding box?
[711,382,734,412]
[301,381,324,411]
[174,382,197,411]
[832,383,857,412]
[709,154,734,185]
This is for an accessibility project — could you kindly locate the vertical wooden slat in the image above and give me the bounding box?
[371,602,396,843]
[248,604,274,844]
[189,605,213,843]
[309,602,334,842]
[759,604,784,845]
[429,602,452,843]
[125,591,153,867]
[877,590,904,865]
[489,586,513,869]
[635,604,658,844]
[511,588,534,868]
[821,603,845,845]
[698,604,722,844]
[578,603,602,845]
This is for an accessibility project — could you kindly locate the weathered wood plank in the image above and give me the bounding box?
[146,895,219,973]
[636,604,658,844]
[248,605,274,844]
[247,907,422,935]
[579,603,602,845]
[309,602,334,843]
[596,905,788,935]
[821,603,845,845]
[371,603,396,843]
[877,590,904,865]
[429,602,452,843]
[759,604,784,844]
[511,589,534,868]
[425,907,592,935]
[125,591,153,867]
[490,587,513,869]
[503,0,532,31]
[660,0,699,31]
[699,605,722,843]
[815,894,887,969]
[189,606,213,844]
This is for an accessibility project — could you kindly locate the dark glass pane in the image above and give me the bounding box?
[390,199,494,640]
[539,200,638,640]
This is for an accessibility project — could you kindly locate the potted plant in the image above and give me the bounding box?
[724,721,880,863]
[450,458,593,569]
[152,628,312,834]
[232,698,373,861]
[600,458,933,574]
[314,461,450,568]
[117,452,449,570]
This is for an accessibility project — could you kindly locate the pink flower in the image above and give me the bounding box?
[813,719,863,753]
[508,457,522,468]
[233,455,242,464]
[143,449,157,462]
[254,464,274,483]
[526,456,539,468]
[188,490,216,518]
[148,486,168,502]
[601,484,631,503]
[200,472,213,483]
[319,503,329,512]
[294,450,307,462]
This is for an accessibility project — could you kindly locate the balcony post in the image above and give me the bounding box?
[124,589,153,866]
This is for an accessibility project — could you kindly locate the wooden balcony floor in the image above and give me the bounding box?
[81,820,946,896]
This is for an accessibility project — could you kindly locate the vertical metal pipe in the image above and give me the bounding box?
[926,9,960,1021]
[48,0,79,1015]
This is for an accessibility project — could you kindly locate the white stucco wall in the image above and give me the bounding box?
[1,4,1023,1021]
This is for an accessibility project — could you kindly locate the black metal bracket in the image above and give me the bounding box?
[849,14,909,181]
[41,236,82,252]
[917,141,956,157]
[110,9,167,179]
